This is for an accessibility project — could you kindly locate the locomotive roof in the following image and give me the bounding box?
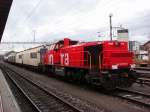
[63,40,127,48]
[57,39,78,44]
[17,45,44,53]
[16,39,127,54]
[63,41,102,48]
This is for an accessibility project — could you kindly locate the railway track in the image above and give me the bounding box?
[135,67,150,71]
[1,63,150,111]
[0,65,82,112]
[0,63,106,112]
[115,88,150,109]
[135,67,150,78]
[136,78,150,86]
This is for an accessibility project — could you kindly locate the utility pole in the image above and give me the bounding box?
[109,13,113,41]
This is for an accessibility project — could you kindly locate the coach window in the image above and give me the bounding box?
[59,44,63,48]
[30,52,37,58]
[54,43,63,51]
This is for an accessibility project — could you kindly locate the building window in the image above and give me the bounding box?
[30,52,37,58]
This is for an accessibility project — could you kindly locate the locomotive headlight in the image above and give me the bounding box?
[112,64,118,69]
[130,64,136,68]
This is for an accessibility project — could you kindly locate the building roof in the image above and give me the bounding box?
[143,41,150,46]
[0,0,13,41]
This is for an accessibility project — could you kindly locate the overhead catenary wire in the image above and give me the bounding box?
[22,0,43,24]
[6,0,150,42]
[9,0,44,39]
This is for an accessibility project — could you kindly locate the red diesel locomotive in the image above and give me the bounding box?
[41,38,137,89]
[5,38,137,90]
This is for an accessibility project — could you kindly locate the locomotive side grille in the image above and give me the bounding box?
[108,52,133,67]
[111,52,133,57]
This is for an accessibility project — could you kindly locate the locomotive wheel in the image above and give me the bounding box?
[101,76,116,90]
[102,80,116,90]
[117,78,134,88]
[65,69,86,83]
[122,78,134,88]
[78,70,86,83]
[122,71,138,87]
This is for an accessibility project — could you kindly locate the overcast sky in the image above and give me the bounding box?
[1,0,150,52]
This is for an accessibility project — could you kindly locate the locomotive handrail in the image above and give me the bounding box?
[99,52,102,69]
[68,51,92,70]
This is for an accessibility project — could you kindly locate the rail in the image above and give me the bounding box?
[136,78,150,86]
[1,63,103,112]
[134,67,150,77]
[135,67,150,71]
[115,88,150,109]
[1,65,82,112]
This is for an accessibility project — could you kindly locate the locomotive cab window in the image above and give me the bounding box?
[30,52,37,58]
[54,43,64,51]
[50,44,55,50]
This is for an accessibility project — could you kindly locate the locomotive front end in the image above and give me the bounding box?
[85,41,138,90]
[101,41,137,89]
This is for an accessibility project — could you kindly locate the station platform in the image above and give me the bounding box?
[0,69,21,112]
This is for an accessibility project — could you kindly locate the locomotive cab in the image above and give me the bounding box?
[85,41,137,89]
[84,44,102,72]
[102,41,135,70]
